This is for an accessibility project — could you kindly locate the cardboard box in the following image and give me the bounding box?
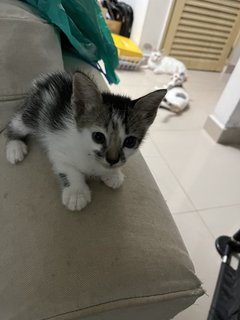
[106,20,122,35]
[99,3,122,35]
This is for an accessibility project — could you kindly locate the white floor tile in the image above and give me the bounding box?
[172,212,220,319]
[140,137,161,158]
[199,205,240,238]
[151,130,240,210]
[150,105,208,132]
[142,155,194,214]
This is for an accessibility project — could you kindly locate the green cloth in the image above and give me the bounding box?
[21,0,119,84]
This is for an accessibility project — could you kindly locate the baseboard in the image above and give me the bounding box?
[204,115,240,145]
[204,115,224,142]
[224,64,235,74]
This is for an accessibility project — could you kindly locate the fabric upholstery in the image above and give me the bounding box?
[0,0,63,102]
[0,130,203,320]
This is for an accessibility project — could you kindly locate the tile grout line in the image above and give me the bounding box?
[195,211,217,240]
[148,134,240,214]
[150,127,205,133]
[149,135,199,212]
[171,209,217,240]
[171,202,240,215]
[194,202,240,212]
[147,136,240,239]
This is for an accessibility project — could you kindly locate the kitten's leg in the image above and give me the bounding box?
[6,114,31,164]
[53,162,91,211]
[101,169,125,189]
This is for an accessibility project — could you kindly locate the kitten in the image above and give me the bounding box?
[148,51,187,80]
[5,71,166,211]
[159,73,189,113]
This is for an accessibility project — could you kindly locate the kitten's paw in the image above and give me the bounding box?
[62,186,91,211]
[101,170,125,189]
[6,140,27,164]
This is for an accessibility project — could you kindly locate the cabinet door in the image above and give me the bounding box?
[161,0,240,71]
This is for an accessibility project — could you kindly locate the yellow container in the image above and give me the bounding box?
[112,34,143,59]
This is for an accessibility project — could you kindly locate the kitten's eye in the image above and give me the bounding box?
[92,132,106,144]
[124,136,137,149]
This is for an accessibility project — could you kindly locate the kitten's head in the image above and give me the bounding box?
[149,50,162,63]
[168,72,186,88]
[71,72,166,168]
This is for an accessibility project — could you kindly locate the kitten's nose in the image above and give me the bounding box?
[106,156,120,166]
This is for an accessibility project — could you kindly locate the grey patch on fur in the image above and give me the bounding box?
[176,92,187,99]
[5,126,25,141]
[167,84,183,90]
[106,129,121,164]
[58,173,70,188]
[72,72,104,129]
[5,115,28,141]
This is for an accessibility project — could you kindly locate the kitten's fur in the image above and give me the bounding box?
[148,51,187,80]
[159,73,189,113]
[5,71,166,211]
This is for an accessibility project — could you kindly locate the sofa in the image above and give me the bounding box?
[0,1,204,319]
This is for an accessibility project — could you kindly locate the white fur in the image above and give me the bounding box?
[6,140,28,164]
[148,51,187,77]
[41,123,125,211]
[6,117,133,211]
[156,73,189,113]
[112,114,126,141]
[43,125,110,176]
[101,169,125,189]
[160,87,189,113]
[10,114,31,136]
[62,185,91,211]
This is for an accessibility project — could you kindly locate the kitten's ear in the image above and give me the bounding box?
[71,72,102,114]
[131,89,167,125]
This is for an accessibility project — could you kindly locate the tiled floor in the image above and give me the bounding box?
[112,69,240,319]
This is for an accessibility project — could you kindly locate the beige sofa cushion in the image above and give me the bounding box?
[0,122,203,319]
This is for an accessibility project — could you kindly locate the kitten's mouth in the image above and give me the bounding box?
[104,162,121,169]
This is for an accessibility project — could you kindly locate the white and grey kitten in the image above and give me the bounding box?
[5,71,166,211]
[148,51,187,80]
[159,73,189,113]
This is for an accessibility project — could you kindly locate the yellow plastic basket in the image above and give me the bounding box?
[112,34,144,70]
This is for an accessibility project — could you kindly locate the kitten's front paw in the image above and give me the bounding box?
[62,186,91,211]
[6,140,28,164]
[101,170,124,189]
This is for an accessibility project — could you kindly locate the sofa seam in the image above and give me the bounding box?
[0,94,27,100]
[0,17,49,24]
[39,287,204,320]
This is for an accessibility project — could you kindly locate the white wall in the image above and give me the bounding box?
[124,0,172,51]
[139,0,173,51]
[227,100,240,128]
[211,57,240,128]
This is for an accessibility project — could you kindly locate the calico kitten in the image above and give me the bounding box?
[5,71,166,211]
[159,73,189,113]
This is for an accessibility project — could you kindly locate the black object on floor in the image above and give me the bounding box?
[208,229,240,320]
